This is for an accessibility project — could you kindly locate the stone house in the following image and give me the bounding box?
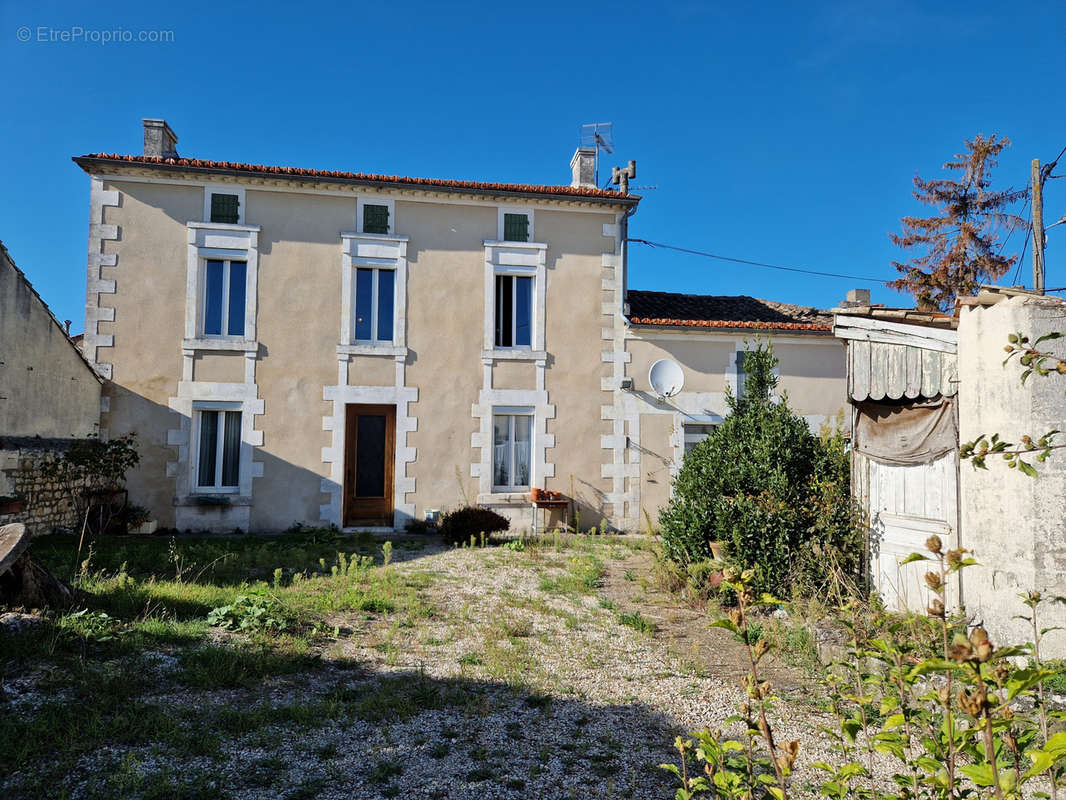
[73,119,847,533]
[0,241,103,534]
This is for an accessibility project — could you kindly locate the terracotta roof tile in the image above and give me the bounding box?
[627,290,833,332]
[74,154,639,203]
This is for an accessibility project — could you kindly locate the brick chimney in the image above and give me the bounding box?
[143,119,178,158]
[570,147,596,189]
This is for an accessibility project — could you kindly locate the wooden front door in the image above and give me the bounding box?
[343,404,395,527]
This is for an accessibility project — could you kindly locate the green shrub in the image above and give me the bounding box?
[438,506,509,546]
[659,340,860,597]
[206,593,295,633]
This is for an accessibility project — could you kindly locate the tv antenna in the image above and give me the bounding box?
[648,359,685,403]
[580,122,614,187]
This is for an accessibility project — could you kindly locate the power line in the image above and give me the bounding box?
[627,238,888,284]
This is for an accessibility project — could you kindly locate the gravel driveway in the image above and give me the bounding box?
[3,536,835,799]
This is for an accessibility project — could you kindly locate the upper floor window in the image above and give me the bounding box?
[498,208,533,242]
[195,406,242,490]
[494,274,532,348]
[203,186,246,225]
[210,193,240,224]
[355,267,395,343]
[203,259,247,337]
[503,213,529,242]
[363,204,390,235]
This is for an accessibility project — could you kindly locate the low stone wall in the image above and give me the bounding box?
[0,438,77,537]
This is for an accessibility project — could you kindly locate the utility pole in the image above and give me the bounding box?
[1032,158,1046,295]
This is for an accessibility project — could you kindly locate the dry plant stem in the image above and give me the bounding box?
[892,651,923,799]
[936,553,958,797]
[846,605,876,793]
[739,592,788,797]
[977,669,1005,800]
[1031,598,1059,800]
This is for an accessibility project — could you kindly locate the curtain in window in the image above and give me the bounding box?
[204,261,224,336]
[227,263,246,336]
[513,415,531,486]
[493,415,510,487]
[495,275,513,347]
[376,269,394,341]
[221,411,242,486]
[197,410,218,486]
[355,268,373,340]
[514,277,532,347]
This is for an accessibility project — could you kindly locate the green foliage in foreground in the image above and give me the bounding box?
[662,543,1066,800]
[659,340,861,596]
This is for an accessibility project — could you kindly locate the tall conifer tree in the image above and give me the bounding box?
[890,134,1027,311]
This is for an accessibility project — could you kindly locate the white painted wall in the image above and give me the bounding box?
[958,295,1066,657]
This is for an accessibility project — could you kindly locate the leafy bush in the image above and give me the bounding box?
[659,341,860,597]
[206,594,295,633]
[438,506,509,546]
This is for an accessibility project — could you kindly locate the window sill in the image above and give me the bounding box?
[183,338,259,354]
[477,492,531,506]
[174,494,252,507]
[483,240,548,250]
[188,221,261,232]
[483,349,546,362]
[340,231,409,242]
[338,344,406,358]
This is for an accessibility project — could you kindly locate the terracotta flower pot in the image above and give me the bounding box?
[530,488,543,502]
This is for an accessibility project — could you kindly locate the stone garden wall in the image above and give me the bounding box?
[0,438,78,537]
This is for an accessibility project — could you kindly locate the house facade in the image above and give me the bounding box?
[1,240,103,534]
[622,291,848,525]
[75,119,848,533]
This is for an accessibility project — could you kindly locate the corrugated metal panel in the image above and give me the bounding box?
[848,341,956,401]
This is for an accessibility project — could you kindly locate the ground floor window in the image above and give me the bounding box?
[195,406,242,489]
[683,422,717,456]
[493,409,532,490]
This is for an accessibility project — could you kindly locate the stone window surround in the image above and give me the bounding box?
[189,401,244,494]
[202,184,246,225]
[497,206,534,242]
[166,380,265,505]
[357,196,396,236]
[472,387,554,505]
[184,222,261,354]
[482,240,547,359]
[338,232,409,358]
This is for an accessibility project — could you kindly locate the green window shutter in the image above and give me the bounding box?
[503,213,529,242]
[363,204,390,234]
[210,193,240,224]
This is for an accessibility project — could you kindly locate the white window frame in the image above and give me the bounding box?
[492,406,534,492]
[497,207,534,242]
[191,401,243,494]
[493,270,535,350]
[203,185,246,225]
[357,197,396,236]
[353,266,397,345]
[683,422,717,455]
[199,257,248,339]
[184,224,260,353]
[482,241,547,360]
[339,232,408,357]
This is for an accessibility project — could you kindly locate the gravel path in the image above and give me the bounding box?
[3,539,845,799]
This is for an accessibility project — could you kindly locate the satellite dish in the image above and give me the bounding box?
[648,359,684,400]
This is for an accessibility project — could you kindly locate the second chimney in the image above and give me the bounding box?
[570,147,596,189]
[143,118,179,159]
[842,288,872,307]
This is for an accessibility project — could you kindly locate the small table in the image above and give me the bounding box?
[531,497,570,534]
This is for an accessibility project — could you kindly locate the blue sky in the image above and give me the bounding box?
[3,0,1065,331]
